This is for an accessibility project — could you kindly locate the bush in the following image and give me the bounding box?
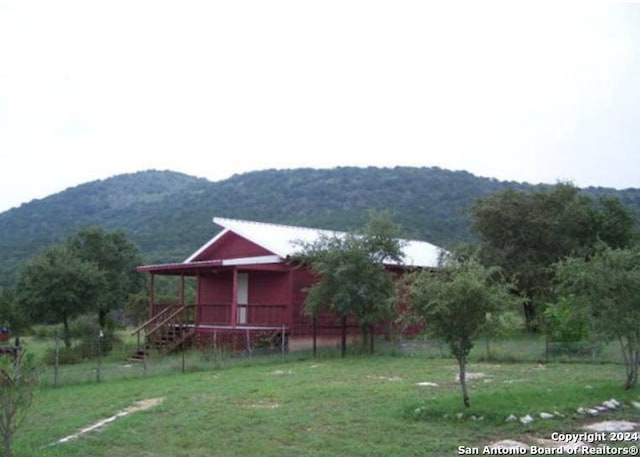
[30,324,63,339]
[71,314,119,358]
[40,314,122,365]
[544,297,589,344]
[42,345,85,365]
[547,341,602,358]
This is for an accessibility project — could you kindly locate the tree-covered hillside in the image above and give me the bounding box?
[0,167,638,286]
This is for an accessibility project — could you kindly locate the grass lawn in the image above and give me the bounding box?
[14,354,640,457]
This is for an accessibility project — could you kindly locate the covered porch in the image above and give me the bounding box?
[132,260,292,356]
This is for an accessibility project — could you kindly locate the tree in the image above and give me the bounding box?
[67,227,145,329]
[16,245,105,349]
[554,244,640,389]
[409,256,518,407]
[0,352,39,457]
[296,213,404,356]
[470,183,637,330]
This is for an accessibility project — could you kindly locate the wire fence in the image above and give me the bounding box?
[22,332,628,388]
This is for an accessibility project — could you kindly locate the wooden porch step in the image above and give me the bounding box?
[129,326,195,361]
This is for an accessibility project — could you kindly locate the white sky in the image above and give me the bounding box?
[1,1,639,213]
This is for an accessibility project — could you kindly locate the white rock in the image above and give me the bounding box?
[584,421,640,432]
[455,372,487,382]
[632,401,640,409]
[587,408,600,415]
[416,382,438,387]
[602,400,618,410]
[505,414,518,422]
[519,414,534,425]
[540,412,554,419]
[488,440,528,450]
[271,370,292,376]
[577,407,586,414]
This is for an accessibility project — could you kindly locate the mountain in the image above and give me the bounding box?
[1,167,638,286]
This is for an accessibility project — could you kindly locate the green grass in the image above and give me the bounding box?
[12,354,640,457]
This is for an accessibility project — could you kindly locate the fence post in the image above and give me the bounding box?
[54,334,60,388]
[181,340,186,374]
[312,316,317,357]
[96,330,104,383]
[143,350,147,378]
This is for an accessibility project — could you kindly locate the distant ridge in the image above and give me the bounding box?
[1,166,638,285]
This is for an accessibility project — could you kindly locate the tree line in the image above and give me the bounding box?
[296,184,640,407]
[1,182,639,411]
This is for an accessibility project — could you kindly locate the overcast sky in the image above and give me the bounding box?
[1,1,639,213]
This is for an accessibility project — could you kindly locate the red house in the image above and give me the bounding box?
[133,217,443,355]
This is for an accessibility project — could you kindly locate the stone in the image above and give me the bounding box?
[488,440,528,450]
[505,414,518,422]
[584,421,639,432]
[416,382,438,387]
[455,372,487,382]
[519,414,534,425]
[539,412,554,419]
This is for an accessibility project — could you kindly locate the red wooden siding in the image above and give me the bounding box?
[197,271,233,324]
[193,231,274,261]
[248,271,289,304]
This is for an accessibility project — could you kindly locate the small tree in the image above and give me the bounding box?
[555,244,640,389]
[0,352,39,457]
[297,213,404,356]
[409,256,517,407]
[16,245,105,349]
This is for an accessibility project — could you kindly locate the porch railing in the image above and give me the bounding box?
[196,303,288,327]
[131,304,196,352]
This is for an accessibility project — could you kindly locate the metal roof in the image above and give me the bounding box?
[184,217,444,268]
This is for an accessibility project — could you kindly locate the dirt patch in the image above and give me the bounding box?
[367,375,402,382]
[122,397,164,414]
[248,401,281,409]
[53,397,165,445]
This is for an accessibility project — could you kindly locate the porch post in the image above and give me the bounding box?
[149,274,155,318]
[180,273,185,306]
[196,271,201,326]
[230,268,238,327]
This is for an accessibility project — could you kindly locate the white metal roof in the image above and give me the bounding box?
[186,217,444,268]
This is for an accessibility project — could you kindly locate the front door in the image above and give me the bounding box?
[237,273,249,324]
